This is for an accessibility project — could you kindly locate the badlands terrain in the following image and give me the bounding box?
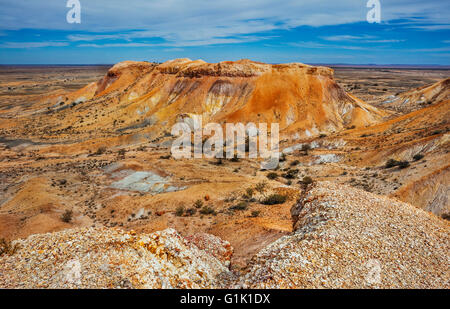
[0,60,448,288]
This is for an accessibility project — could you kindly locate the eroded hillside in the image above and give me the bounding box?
[0,62,448,288]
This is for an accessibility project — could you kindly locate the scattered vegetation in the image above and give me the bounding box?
[61,210,73,223]
[94,147,107,156]
[301,144,311,155]
[266,172,278,180]
[185,208,197,216]
[385,159,410,169]
[255,181,268,197]
[301,176,314,185]
[282,169,299,179]
[262,194,288,205]
[229,201,249,211]
[200,206,216,215]
[175,206,185,217]
[194,200,204,209]
[251,210,261,218]
[413,154,424,161]
[290,160,300,167]
[385,159,399,168]
[118,148,126,158]
[398,161,410,169]
[242,188,254,200]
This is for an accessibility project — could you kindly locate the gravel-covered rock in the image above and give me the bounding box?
[0,227,232,289]
[240,181,450,288]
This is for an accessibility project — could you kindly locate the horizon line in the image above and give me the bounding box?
[1,63,450,69]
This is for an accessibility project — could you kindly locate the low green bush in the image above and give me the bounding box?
[229,201,249,211]
[262,194,287,205]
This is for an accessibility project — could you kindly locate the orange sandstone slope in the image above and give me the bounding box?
[382,77,450,113]
[41,59,386,139]
[337,98,449,216]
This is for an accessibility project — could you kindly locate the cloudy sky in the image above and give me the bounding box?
[0,0,449,64]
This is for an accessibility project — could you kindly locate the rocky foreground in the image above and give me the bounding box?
[1,182,448,289]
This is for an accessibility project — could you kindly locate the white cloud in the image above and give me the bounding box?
[322,35,376,42]
[410,46,450,52]
[289,41,367,50]
[67,34,126,41]
[0,41,69,48]
[409,24,450,31]
[322,35,405,43]
[0,0,447,47]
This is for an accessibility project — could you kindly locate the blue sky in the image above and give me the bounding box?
[0,0,449,65]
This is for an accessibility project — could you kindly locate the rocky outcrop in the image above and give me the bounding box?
[0,227,232,288]
[40,59,386,140]
[240,182,450,289]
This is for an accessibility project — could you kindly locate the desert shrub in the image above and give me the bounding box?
[301,144,311,155]
[251,210,261,218]
[398,161,410,169]
[185,208,197,216]
[224,194,237,203]
[159,155,171,160]
[229,201,249,211]
[385,159,400,168]
[175,206,185,217]
[290,160,300,167]
[266,172,278,180]
[0,238,19,256]
[262,194,287,205]
[95,147,107,155]
[118,149,126,158]
[255,181,268,196]
[242,188,254,200]
[282,169,299,179]
[61,210,73,223]
[194,199,204,209]
[385,159,410,169]
[413,154,424,161]
[200,206,216,215]
[301,176,314,185]
[279,153,287,162]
